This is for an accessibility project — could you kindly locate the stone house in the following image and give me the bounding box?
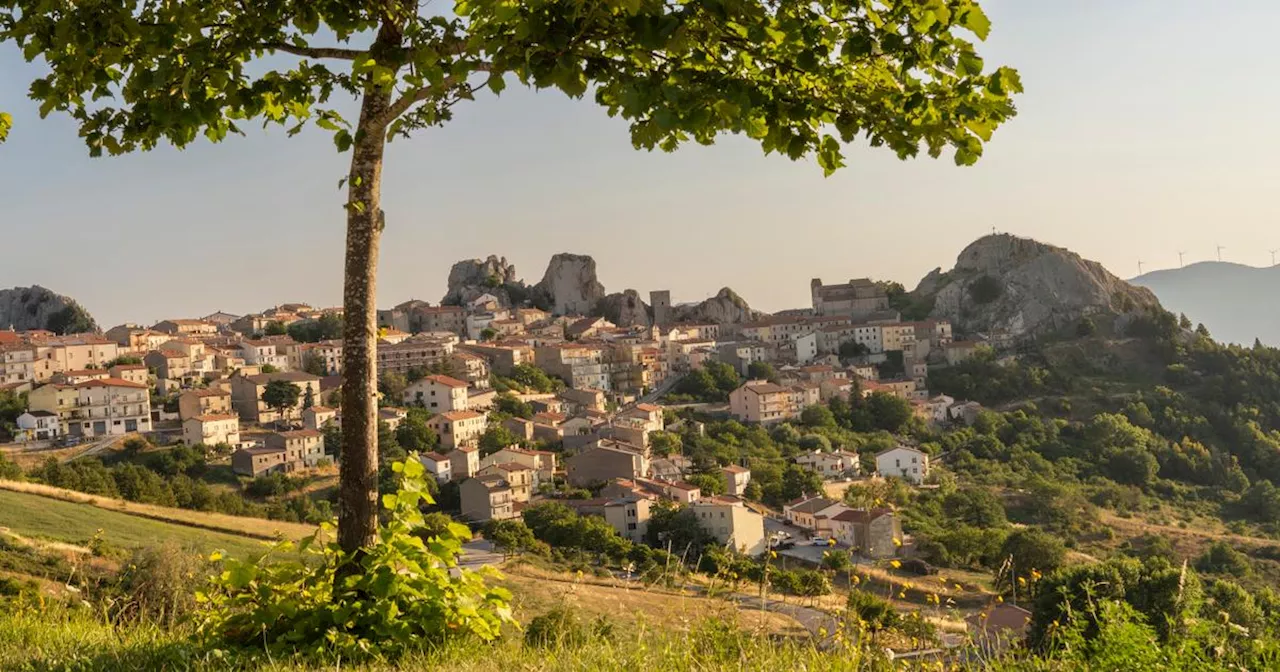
[478,462,534,503]
[459,475,515,522]
[829,508,902,558]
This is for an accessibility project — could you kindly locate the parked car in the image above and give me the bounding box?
[775,541,795,551]
[810,536,833,547]
[59,436,82,447]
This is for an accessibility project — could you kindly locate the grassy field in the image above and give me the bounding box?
[499,562,807,636]
[0,479,316,541]
[0,489,273,558]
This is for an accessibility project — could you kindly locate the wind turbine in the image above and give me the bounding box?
[1137,259,1145,275]
[1271,249,1278,267]
[1217,245,1226,262]
[1177,251,1186,268]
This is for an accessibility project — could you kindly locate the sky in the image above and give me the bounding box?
[3,1,1280,328]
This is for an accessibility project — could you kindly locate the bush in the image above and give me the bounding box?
[1196,542,1252,578]
[847,589,898,631]
[112,542,208,627]
[198,457,514,660]
[524,606,612,650]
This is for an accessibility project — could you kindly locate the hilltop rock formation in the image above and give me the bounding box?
[0,286,98,334]
[915,234,1160,338]
[441,255,523,307]
[671,287,762,324]
[536,253,606,315]
[596,290,651,327]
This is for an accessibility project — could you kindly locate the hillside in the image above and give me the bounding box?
[912,234,1160,339]
[0,489,272,558]
[1131,261,1280,346]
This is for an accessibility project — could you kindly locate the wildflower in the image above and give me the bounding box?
[893,537,903,547]
[890,560,901,569]
[995,595,1004,603]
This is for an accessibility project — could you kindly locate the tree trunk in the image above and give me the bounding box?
[337,84,392,555]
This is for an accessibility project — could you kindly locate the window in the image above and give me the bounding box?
[627,523,637,531]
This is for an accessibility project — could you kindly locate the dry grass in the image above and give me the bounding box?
[0,444,94,469]
[499,563,808,637]
[0,479,316,541]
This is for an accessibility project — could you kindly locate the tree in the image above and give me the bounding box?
[838,341,870,359]
[261,380,301,426]
[3,0,1020,557]
[1105,446,1158,487]
[484,518,540,558]
[479,424,522,456]
[1076,317,1097,338]
[264,321,288,336]
[379,371,408,402]
[864,392,914,433]
[686,472,725,496]
[747,361,777,383]
[800,405,836,429]
[479,327,497,342]
[493,393,534,419]
[259,364,280,374]
[395,408,439,453]
[1001,528,1066,578]
[301,352,328,377]
[303,386,316,410]
[45,304,97,335]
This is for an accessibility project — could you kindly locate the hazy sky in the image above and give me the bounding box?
[3,2,1279,328]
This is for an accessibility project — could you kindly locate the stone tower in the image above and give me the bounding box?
[649,290,672,326]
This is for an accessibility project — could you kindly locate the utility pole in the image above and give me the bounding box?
[1177,251,1186,268]
[1217,245,1226,262]
[1271,249,1278,266]
[1137,260,1145,275]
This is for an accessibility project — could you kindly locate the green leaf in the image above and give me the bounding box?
[488,74,506,95]
[963,6,992,40]
[334,129,352,152]
[402,459,425,479]
[381,493,398,510]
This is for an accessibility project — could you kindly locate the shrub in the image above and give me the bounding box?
[197,456,514,660]
[847,589,898,631]
[523,606,612,650]
[113,542,208,627]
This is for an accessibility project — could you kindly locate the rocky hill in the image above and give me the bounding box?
[0,286,98,334]
[1131,261,1280,346]
[441,255,524,307]
[913,234,1160,338]
[671,287,761,324]
[535,253,606,315]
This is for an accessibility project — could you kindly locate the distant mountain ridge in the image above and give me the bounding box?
[1131,261,1280,346]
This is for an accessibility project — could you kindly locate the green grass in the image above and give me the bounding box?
[0,490,270,558]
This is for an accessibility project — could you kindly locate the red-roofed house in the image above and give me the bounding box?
[62,378,152,437]
[182,414,241,447]
[418,452,452,482]
[428,410,487,450]
[404,374,470,411]
[478,462,534,502]
[722,464,752,496]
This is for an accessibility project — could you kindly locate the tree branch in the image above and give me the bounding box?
[260,42,365,60]
[374,63,492,130]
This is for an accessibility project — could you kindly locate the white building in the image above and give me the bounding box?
[875,445,929,484]
[690,499,766,556]
[239,340,289,370]
[15,410,61,441]
[64,378,153,437]
[404,374,470,412]
[182,414,241,447]
[419,452,453,483]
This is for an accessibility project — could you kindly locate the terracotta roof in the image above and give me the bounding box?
[192,414,238,422]
[533,412,566,424]
[275,429,323,439]
[188,388,231,398]
[633,403,662,412]
[722,465,750,474]
[244,371,320,384]
[437,410,484,421]
[421,452,450,463]
[61,369,107,377]
[667,481,701,492]
[110,364,147,370]
[875,445,924,458]
[424,374,468,389]
[74,378,147,389]
[239,445,286,456]
[308,405,335,413]
[831,507,893,524]
[787,497,840,514]
[155,350,187,359]
[488,462,531,473]
[741,382,789,395]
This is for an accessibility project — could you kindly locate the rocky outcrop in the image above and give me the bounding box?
[671,287,762,324]
[536,253,606,315]
[441,255,523,307]
[596,290,651,327]
[916,234,1160,338]
[0,286,98,334]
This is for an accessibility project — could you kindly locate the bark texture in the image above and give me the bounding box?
[337,19,401,556]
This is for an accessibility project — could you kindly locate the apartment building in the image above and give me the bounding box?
[728,380,800,425]
[229,371,323,424]
[376,336,454,377]
[178,388,233,420]
[182,414,241,446]
[38,378,154,437]
[534,344,609,391]
[428,410,487,451]
[691,499,766,556]
[403,374,470,411]
[459,475,516,522]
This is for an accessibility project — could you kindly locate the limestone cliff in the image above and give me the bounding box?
[536,253,606,315]
[671,287,762,324]
[596,290,651,327]
[441,255,523,307]
[916,234,1160,338]
[0,286,98,334]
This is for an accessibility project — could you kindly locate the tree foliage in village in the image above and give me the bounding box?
[0,0,1020,557]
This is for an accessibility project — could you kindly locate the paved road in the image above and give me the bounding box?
[68,435,123,462]
[457,538,503,570]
